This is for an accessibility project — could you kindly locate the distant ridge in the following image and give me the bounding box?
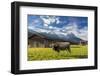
[28,28,84,44]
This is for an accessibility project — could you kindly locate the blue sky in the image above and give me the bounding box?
[28,15,88,40]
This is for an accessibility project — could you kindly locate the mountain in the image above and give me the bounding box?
[65,33,83,43]
[28,28,84,44]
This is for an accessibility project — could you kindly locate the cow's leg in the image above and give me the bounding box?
[53,46,60,53]
[56,48,60,52]
[67,46,71,53]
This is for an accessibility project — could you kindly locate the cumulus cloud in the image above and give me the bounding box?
[63,22,78,33]
[62,22,88,40]
[40,16,60,26]
[56,17,60,24]
[49,26,53,29]
[44,24,48,27]
[77,26,88,40]
[40,16,54,24]
[29,15,88,41]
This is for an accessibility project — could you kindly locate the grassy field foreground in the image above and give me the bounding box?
[28,45,88,61]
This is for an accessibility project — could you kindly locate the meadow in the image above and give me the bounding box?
[28,45,88,61]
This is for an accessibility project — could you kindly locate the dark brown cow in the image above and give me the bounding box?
[53,42,71,53]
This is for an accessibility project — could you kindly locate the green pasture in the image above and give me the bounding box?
[28,45,88,61]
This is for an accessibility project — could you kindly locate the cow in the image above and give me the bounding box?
[53,42,71,53]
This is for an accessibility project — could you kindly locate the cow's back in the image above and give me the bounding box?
[57,42,70,45]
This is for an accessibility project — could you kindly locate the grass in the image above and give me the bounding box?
[28,45,88,61]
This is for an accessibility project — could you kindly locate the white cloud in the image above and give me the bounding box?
[40,16,54,25]
[43,18,51,25]
[49,26,53,29]
[56,17,60,24]
[62,22,88,40]
[29,17,88,41]
[44,24,48,26]
[77,27,88,40]
[40,16,60,27]
[28,25,50,33]
[62,22,78,34]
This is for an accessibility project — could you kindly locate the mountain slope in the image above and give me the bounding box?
[28,27,83,44]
